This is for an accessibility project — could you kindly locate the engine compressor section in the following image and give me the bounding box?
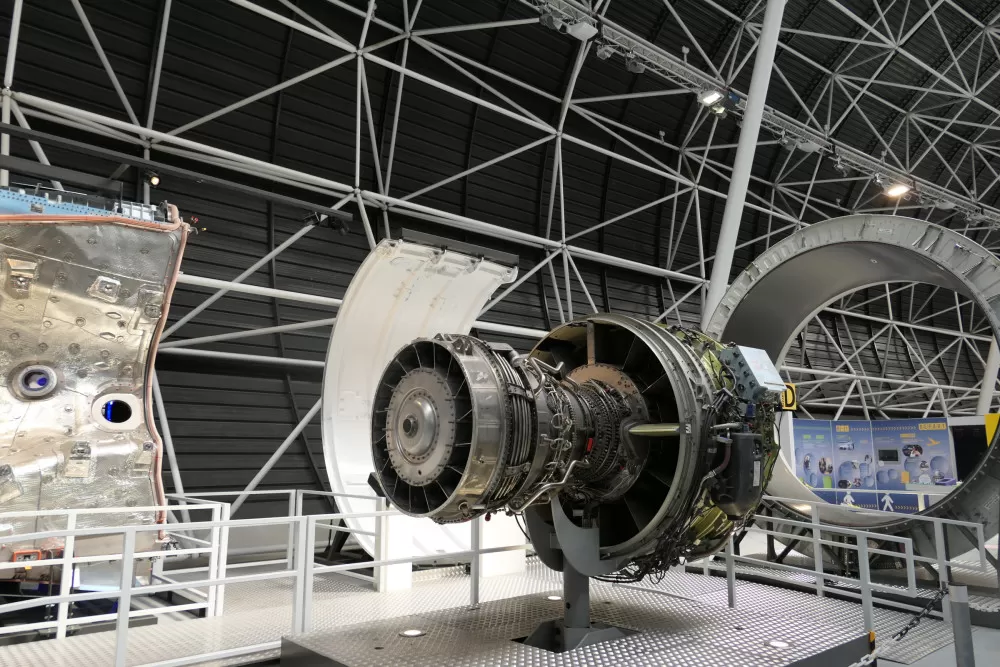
[371,313,785,580]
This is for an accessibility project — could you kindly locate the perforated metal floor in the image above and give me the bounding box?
[0,559,958,666]
[284,586,868,667]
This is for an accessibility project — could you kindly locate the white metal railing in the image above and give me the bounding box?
[0,502,226,640]
[0,490,532,666]
[0,489,993,666]
[647,494,995,635]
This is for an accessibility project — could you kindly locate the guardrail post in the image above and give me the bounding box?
[206,504,220,617]
[302,516,316,633]
[933,520,952,623]
[286,490,297,570]
[114,528,137,667]
[857,536,875,634]
[469,516,482,610]
[374,497,388,592]
[55,512,77,639]
[372,497,415,592]
[215,502,230,616]
[950,585,976,666]
[725,534,736,609]
[290,516,309,634]
[811,504,825,598]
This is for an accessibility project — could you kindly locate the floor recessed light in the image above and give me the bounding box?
[400,629,426,638]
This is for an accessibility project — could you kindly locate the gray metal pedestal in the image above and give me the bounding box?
[522,561,631,652]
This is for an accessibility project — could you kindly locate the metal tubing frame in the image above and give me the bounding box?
[3,0,1000,563]
[8,0,996,411]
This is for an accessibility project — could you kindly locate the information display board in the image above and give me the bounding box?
[832,420,875,495]
[793,420,834,490]
[871,418,956,488]
[792,417,957,514]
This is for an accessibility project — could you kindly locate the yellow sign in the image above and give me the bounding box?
[836,424,850,432]
[986,413,999,445]
[918,423,947,431]
[780,383,797,411]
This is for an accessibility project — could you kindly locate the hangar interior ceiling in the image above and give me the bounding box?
[2,0,1000,511]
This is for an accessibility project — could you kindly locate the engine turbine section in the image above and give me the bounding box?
[371,313,784,579]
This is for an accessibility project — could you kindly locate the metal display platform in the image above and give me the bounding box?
[281,586,869,667]
[0,558,960,666]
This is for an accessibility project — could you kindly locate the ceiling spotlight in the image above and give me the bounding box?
[935,199,956,210]
[595,42,613,60]
[885,182,911,198]
[625,55,646,74]
[546,595,562,601]
[144,171,160,187]
[768,640,791,649]
[796,139,822,153]
[540,11,564,31]
[566,20,599,41]
[709,104,727,118]
[399,629,426,638]
[698,89,724,106]
[777,132,792,149]
[833,159,851,176]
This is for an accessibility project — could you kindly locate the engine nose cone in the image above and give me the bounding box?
[385,368,457,488]
[396,394,439,459]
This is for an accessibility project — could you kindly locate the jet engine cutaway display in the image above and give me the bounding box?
[370,314,785,578]
[0,188,189,575]
[327,215,1000,574]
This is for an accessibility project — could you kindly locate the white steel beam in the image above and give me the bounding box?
[159,318,339,349]
[230,400,323,514]
[1,0,24,187]
[158,347,325,369]
[702,0,787,329]
[976,339,1000,415]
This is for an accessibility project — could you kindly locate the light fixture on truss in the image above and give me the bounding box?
[625,53,646,74]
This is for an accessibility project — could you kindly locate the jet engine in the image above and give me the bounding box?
[371,313,785,578]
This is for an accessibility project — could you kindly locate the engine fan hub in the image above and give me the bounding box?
[386,369,456,486]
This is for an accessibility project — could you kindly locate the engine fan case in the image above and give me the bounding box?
[706,214,1000,556]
